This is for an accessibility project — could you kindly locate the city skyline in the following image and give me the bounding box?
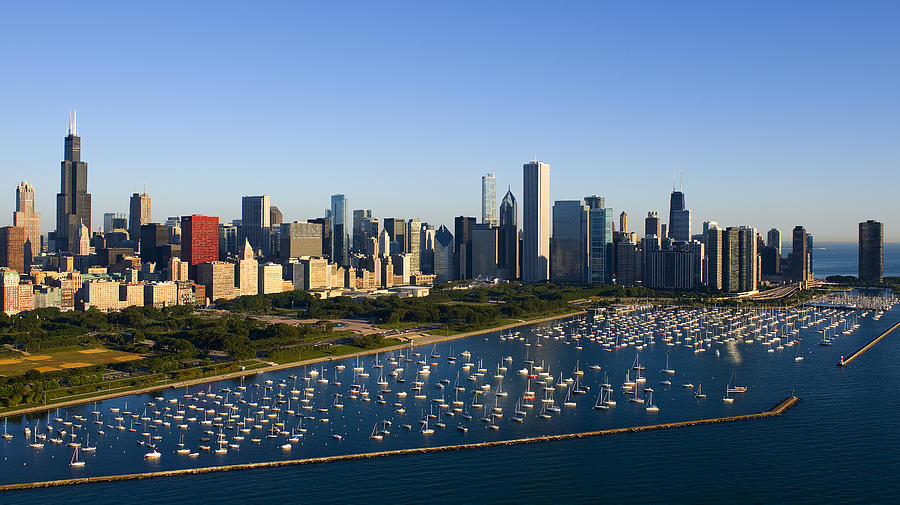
[2,3,900,241]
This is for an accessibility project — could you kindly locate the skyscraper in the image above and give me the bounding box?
[13,181,40,260]
[551,200,588,283]
[668,189,691,242]
[406,218,421,273]
[522,160,550,283]
[140,223,174,266]
[433,225,455,283]
[705,224,723,290]
[383,218,407,255]
[619,212,628,234]
[54,111,92,252]
[498,188,519,280]
[0,227,25,275]
[352,209,372,252]
[128,192,152,242]
[766,228,782,258]
[240,195,271,256]
[722,227,741,292]
[454,216,476,280]
[330,194,349,266]
[859,220,883,285]
[645,212,661,239]
[482,173,498,227]
[738,226,758,292]
[181,215,219,279]
[585,197,613,285]
[791,226,809,283]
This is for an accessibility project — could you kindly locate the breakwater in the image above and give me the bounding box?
[838,320,900,366]
[0,396,799,492]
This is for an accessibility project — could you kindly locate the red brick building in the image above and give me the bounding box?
[180,215,219,279]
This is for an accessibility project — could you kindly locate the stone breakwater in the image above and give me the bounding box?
[0,396,800,492]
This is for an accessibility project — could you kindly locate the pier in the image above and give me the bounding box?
[838,320,900,367]
[0,396,799,492]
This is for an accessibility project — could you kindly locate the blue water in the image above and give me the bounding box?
[2,304,899,504]
[789,241,900,279]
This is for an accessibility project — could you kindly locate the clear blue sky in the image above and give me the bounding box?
[2,1,898,242]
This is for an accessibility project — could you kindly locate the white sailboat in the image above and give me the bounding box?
[70,445,85,467]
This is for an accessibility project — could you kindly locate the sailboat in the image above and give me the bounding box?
[370,423,384,440]
[661,353,675,374]
[726,369,747,394]
[794,342,804,362]
[2,418,11,440]
[723,386,734,403]
[82,433,97,453]
[695,383,706,399]
[70,445,85,467]
[645,390,659,412]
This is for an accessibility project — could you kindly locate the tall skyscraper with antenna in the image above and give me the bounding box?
[668,171,691,242]
[54,110,92,253]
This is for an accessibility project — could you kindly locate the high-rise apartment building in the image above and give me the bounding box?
[54,111,92,253]
[482,173,498,227]
[128,192,152,242]
[0,227,25,275]
[859,220,883,285]
[738,227,758,293]
[330,194,349,266]
[240,195,271,256]
[522,160,550,283]
[705,225,723,290]
[13,181,40,260]
[766,228,782,258]
[498,188,518,280]
[0,268,21,315]
[181,215,219,279]
[791,226,809,283]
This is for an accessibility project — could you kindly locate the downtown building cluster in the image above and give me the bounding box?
[0,116,888,315]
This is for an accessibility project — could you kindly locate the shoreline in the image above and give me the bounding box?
[0,310,584,418]
[0,396,799,492]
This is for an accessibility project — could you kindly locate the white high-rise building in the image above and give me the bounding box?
[522,160,550,282]
[481,173,498,227]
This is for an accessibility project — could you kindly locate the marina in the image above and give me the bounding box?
[0,299,896,489]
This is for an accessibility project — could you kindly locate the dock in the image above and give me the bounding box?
[0,396,799,492]
[838,320,900,367]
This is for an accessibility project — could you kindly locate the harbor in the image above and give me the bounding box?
[0,396,798,492]
[0,301,895,489]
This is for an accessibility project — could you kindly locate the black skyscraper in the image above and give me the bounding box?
[498,188,519,280]
[55,111,92,252]
[454,216,475,280]
[859,220,883,285]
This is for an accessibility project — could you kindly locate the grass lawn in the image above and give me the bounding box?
[0,347,143,376]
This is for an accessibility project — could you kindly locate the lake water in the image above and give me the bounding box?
[791,241,900,279]
[2,301,899,504]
